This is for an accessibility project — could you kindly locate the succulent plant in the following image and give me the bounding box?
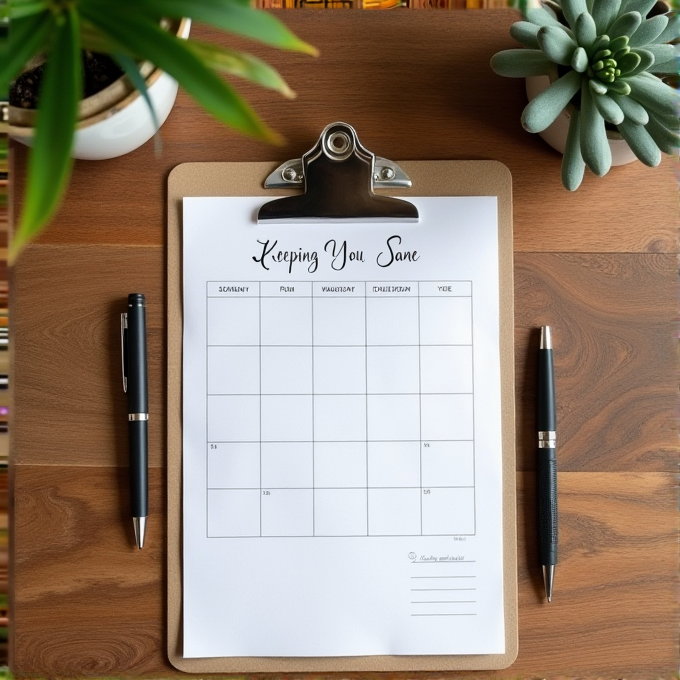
[491,0,680,190]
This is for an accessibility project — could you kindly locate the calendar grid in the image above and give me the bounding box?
[205,281,477,539]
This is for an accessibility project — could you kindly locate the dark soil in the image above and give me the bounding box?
[10,51,124,109]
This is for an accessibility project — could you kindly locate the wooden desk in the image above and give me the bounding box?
[10,11,678,678]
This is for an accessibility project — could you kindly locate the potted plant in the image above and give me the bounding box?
[2,0,317,260]
[490,0,679,190]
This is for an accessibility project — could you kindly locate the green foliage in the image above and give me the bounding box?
[491,0,680,190]
[5,0,317,261]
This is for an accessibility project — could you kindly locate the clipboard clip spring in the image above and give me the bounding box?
[258,122,418,224]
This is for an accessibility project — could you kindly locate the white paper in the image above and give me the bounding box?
[182,196,505,658]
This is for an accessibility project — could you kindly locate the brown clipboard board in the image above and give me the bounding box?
[167,157,517,673]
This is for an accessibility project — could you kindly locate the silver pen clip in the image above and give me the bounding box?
[120,312,128,393]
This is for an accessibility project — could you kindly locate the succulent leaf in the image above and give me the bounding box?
[645,113,680,154]
[580,80,612,176]
[620,0,657,19]
[607,79,632,94]
[590,35,611,54]
[629,15,669,47]
[592,0,621,35]
[653,13,680,45]
[625,72,680,117]
[572,46,589,71]
[525,6,567,28]
[607,11,643,39]
[589,78,609,94]
[617,50,642,73]
[562,109,586,191]
[643,43,675,64]
[648,109,680,130]
[593,92,625,123]
[616,118,662,165]
[623,48,655,77]
[490,49,554,77]
[537,25,578,65]
[561,0,589,29]
[610,92,649,124]
[575,12,598,48]
[510,21,542,49]
[521,69,583,132]
[649,57,679,74]
[608,35,630,53]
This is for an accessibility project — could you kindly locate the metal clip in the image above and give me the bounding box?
[264,155,412,189]
[120,313,128,393]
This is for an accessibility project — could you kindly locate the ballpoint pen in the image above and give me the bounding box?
[121,294,149,549]
[537,325,557,601]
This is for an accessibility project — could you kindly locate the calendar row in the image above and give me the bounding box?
[208,281,472,297]
[208,345,473,395]
[208,440,475,489]
[207,295,472,346]
[207,393,474,442]
[207,486,476,537]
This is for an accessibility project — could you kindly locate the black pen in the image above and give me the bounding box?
[537,325,557,601]
[121,294,149,549]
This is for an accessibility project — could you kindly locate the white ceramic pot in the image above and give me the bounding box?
[525,74,637,166]
[10,18,191,160]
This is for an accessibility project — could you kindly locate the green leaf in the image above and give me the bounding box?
[616,118,662,165]
[0,11,52,95]
[629,14,669,46]
[623,48,655,76]
[592,0,621,35]
[645,112,680,154]
[562,109,586,190]
[510,21,541,48]
[537,25,578,65]
[79,4,282,144]
[644,43,676,63]
[6,0,49,19]
[525,5,571,30]
[621,0,658,19]
[575,12,597,49]
[490,49,554,77]
[592,92,624,124]
[607,11,642,38]
[521,69,582,132]
[624,72,680,117]
[186,40,294,99]
[561,0,588,29]
[82,0,318,56]
[114,52,162,155]
[12,6,81,261]
[572,46,589,72]
[649,57,679,74]
[610,91,649,124]
[617,50,642,73]
[589,78,608,94]
[580,78,612,176]
[653,12,680,44]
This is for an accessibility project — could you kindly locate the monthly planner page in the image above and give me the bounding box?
[182,196,505,658]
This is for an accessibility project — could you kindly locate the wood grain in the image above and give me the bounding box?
[10,11,678,253]
[11,245,165,467]
[11,467,676,678]
[514,253,678,472]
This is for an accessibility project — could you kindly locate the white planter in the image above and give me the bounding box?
[525,74,637,167]
[10,19,191,160]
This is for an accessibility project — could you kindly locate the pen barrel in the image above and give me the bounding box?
[128,420,148,517]
[126,296,148,414]
[537,448,558,565]
[537,348,556,432]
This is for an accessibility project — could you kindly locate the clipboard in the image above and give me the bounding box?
[167,123,517,673]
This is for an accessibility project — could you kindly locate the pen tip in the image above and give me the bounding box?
[540,326,552,350]
[133,516,147,549]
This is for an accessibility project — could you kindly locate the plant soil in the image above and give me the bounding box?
[10,51,124,109]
